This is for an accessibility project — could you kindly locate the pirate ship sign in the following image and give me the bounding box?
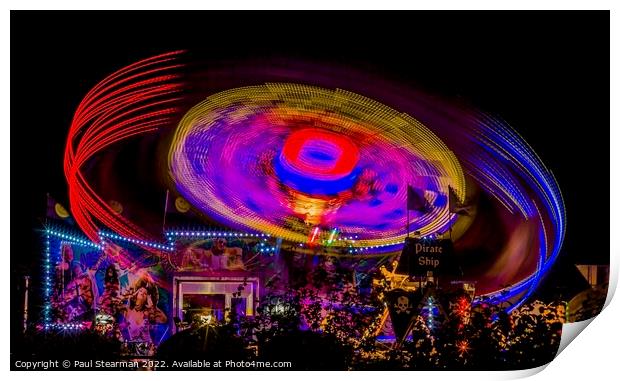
[397,237,454,276]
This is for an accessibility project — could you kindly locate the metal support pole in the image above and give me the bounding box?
[406,209,410,238]
[23,275,30,332]
[162,189,170,234]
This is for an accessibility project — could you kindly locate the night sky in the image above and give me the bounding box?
[10,11,609,334]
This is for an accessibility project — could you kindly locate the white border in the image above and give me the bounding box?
[3,3,617,381]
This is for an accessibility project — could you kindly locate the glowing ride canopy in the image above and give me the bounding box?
[168,83,467,248]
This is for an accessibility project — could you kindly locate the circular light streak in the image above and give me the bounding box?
[63,51,184,245]
[169,83,466,247]
[63,52,567,308]
[280,128,360,181]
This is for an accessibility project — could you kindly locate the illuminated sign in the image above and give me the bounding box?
[398,238,454,276]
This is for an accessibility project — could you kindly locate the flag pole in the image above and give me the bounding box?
[406,184,410,238]
[407,209,410,238]
[162,189,170,234]
[23,275,30,333]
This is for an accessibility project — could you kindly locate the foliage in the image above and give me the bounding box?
[21,259,566,370]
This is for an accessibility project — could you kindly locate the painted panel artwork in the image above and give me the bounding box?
[44,231,171,355]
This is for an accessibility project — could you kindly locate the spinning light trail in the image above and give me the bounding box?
[62,52,566,306]
[169,84,467,248]
[64,51,184,245]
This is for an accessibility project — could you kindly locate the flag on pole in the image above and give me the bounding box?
[448,186,458,213]
[386,288,424,342]
[162,191,202,228]
[165,191,193,214]
[448,186,470,215]
[46,193,74,224]
[407,185,429,212]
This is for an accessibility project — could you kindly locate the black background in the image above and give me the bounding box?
[10,11,609,343]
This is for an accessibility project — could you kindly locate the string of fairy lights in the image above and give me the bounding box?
[41,226,284,326]
[42,228,103,325]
